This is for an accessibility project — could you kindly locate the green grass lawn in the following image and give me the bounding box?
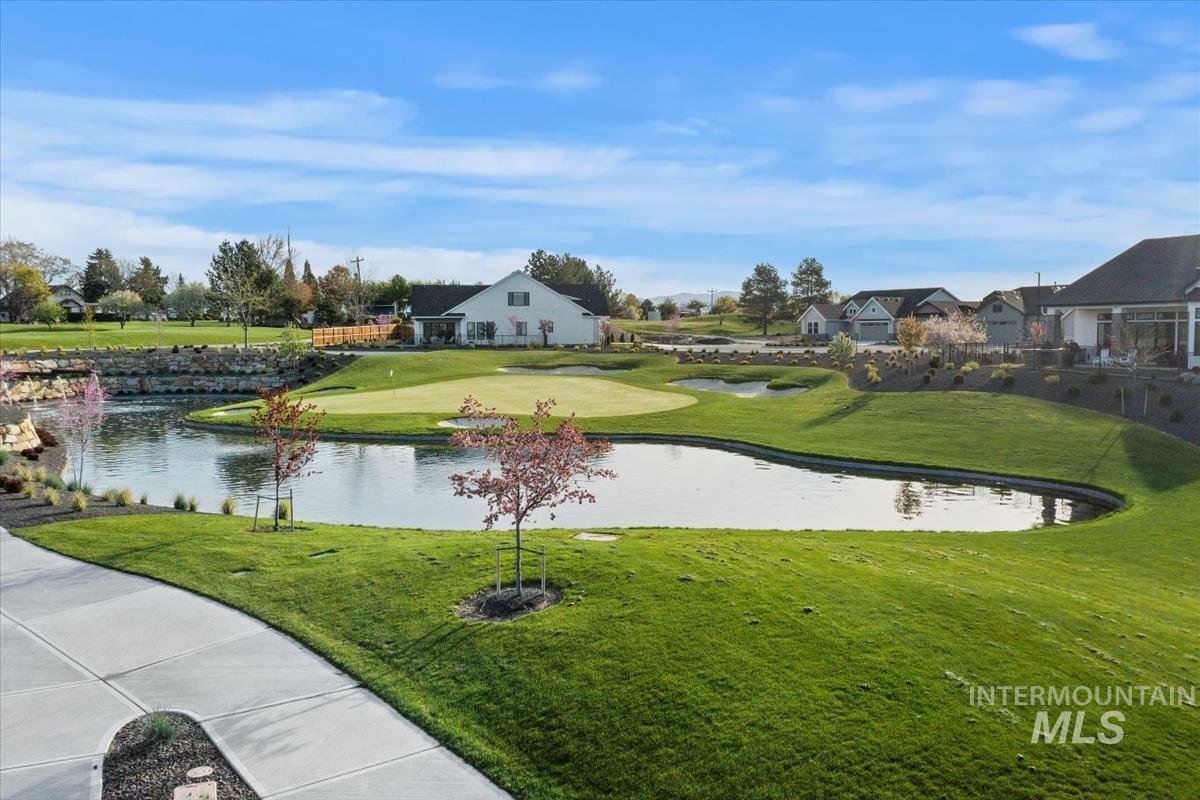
[19,350,1200,799]
[613,316,795,337]
[0,320,289,351]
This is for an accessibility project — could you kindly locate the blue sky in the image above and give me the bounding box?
[1,1,1197,298]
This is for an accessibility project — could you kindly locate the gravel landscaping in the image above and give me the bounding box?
[102,712,258,800]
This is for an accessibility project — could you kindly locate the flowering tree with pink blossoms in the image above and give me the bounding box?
[449,396,616,596]
[251,386,326,530]
[59,373,107,488]
[599,319,612,349]
[664,311,682,341]
[923,311,987,349]
[537,318,554,347]
[374,312,394,327]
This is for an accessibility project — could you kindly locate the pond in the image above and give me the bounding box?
[670,379,809,398]
[29,397,1108,532]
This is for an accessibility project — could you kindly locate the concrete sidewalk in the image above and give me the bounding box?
[0,527,510,800]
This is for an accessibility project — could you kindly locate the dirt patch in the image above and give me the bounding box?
[456,584,564,622]
[102,712,258,800]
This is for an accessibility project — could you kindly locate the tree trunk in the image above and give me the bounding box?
[514,521,523,597]
[274,481,280,531]
[243,323,249,347]
[119,317,127,329]
[190,318,196,327]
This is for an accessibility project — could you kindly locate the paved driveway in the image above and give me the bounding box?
[0,527,510,800]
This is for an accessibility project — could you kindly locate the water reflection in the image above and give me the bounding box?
[28,398,1107,532]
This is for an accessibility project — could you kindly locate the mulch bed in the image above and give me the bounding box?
[663,347,1200,444]
[457,584,564,622]
[103,712,258,800]
[0,491,181,529]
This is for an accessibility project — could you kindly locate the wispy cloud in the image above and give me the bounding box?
[1074,107,1145,133]
[648,117,727,137]
[1012,22,1121,61]
[829,80,941,113]
[962,78,1075,116]
[434,64,601,93]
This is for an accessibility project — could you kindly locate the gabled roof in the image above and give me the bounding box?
[805,302,843,320]
[409,284,488,317]
[1047,235,1199,307]
[410,277,609,318]
[979,289,1025,314]
[845,287,956,319]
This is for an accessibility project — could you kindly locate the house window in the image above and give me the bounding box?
[467,322,495,341]
[542,321,554,333]
[514,321,527,336]
[508,292,530,306]
[992,303,1002,313]
[806,321,820,335]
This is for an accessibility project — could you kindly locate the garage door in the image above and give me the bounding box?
[857,322,890,341]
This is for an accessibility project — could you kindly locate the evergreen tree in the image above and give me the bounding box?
[81,248,122,302]
[301,259,317,288]
[788,257,832,317]
[523,250,593,284]
[126,256,169,307]
[739,263,788,335]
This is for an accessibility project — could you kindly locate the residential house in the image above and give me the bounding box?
[1044,235,1199,369]
[0,284,89,322]
[802,288,961,341]
[974,285,1061,345]
[796,303,850,339]
[409,271,609,345]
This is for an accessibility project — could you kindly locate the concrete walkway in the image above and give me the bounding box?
[0,527,510,800]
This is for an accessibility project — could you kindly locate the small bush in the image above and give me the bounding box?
[952,374,965,384]
[188,496,199,512]
[928,356,940,369]
[115,488,133,507]
[1158,393,1173,407]
[33,427,58,447]
[71,491,88,512]
[139,493,149,505]
[0,450,9,466]
[276,500,291,520]
[1044,374,1060,385]
[869,374,882,384]
[103,488,119,503]
[1002,375,1015,387]
[34,466,47,482]
[43,487,60,506]
[944,362,956,371]
[140,712,183,747]
[990,368,1006,380]
[21,484,37,499]
[0,476,24,493]
[964,361,980,372]
[173,493,188,511]
[221,496,237,515]
[921,374,932,384]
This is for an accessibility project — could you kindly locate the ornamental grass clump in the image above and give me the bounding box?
[103,488,119,503]
[71,491,88,512]
[173,493,188,511]
[115,488,133,507]
[1045,374,1060,385]
[43,487,60,506]
[221,496,237,515]
[188,496,199,512]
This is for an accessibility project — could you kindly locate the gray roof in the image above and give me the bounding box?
[808,303,843,319]
[978,289,1025,314]
[1047,235,1199,307]
[410,280,609,318]
[845,287,955,319]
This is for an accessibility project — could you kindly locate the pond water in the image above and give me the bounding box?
[497,366,629,374]
[670,379,809,398]
[28,397,1107,532]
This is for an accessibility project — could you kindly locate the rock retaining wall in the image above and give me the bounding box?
[1,415,42,452]
[0,347,354,402]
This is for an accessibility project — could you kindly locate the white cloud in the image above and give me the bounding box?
[434,65,601,93]
[648,118,727,137]
[829,80,941,113]
[962,78,1075,116]
[1074,107,1145,133]
[1012,23,1120,61]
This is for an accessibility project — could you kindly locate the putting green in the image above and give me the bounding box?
[308,375,697,417]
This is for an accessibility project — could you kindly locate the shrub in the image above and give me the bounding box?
[1169,408,1183,422]
[927,368,936,377]
[21,484,37,499]
[964,361,980,372]
[990,368,1006,380]
[139,493,149,505]
[43,487,60,506]
[140,712,182,747]
[71,491,88,512]
[0,476,24,493]
[1045,374,1060,385]
[921,374,932,384]
[0,450,9,466]
[188,496,199,512]
[115,488,133,507]
[276,499,291,520]
[103,488,119,503]
[33,427,58,446]
[944,362,956,371]
[44,474,66,490]
[869,374,882,384]
[828,332,857,364]
[174,493,188,511]
[928,356,940,369]
[34,466,47,482]
[221,496,237,515]
[1087,372,1107,385]
[952,374,965,384]
[1158,393,1173,407]
[1002,375,1015,386]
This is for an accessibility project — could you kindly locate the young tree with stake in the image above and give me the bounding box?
[449,396,616,598]
[251,387,326,530]
[59,373,107,489]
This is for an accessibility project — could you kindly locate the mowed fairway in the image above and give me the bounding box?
[309,374,697,417]
[0,320,286,351]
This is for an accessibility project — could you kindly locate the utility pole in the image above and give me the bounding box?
[350,255,365,324]
[708,288,717,313]
[1035,271,1043,345]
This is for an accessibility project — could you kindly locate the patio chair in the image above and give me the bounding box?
[1112,349,1137,367]
[1089,348,1109,365]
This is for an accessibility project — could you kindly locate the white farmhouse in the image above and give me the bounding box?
[410,271,610,346]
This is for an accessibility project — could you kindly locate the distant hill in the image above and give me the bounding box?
[647,290,738,307]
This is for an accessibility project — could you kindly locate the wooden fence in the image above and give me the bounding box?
[311,324,411,347]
